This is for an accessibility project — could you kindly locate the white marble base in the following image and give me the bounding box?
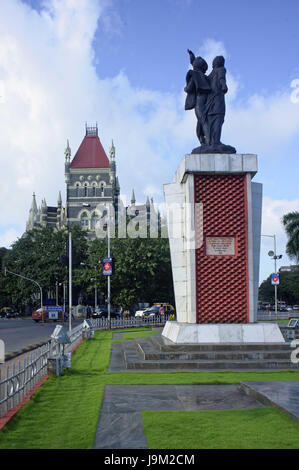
[162,321,285,344]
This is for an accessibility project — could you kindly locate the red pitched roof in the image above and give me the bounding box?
[70,135,110,169]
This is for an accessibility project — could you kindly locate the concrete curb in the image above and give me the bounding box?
[4,341,49,361]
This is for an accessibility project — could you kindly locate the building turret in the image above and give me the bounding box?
[64,139,71,183]
[41,198,47,226]
[57,191,62,228]
[26,192,39,230]
[131,189,136,205]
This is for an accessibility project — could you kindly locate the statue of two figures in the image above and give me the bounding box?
[185,49,236,154]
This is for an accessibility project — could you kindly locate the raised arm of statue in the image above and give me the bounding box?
[187,49,196,65]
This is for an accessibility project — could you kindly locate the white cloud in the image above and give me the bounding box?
[0,0,298,275]
[259,197,299,282]
[0,228,22,248]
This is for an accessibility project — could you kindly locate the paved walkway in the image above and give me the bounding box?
[241,381,299,423]
[93,384,264,449]
[93,330,299,449]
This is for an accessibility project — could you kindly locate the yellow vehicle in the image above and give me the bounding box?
[153,303,175,314]
[0,307,18,318]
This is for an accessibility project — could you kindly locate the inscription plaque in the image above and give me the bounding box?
[206,237,235,256]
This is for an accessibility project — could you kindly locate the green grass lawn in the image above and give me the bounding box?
[142,407,299,449]
[0,328,299,449]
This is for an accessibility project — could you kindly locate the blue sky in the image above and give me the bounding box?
[0,0,299,284]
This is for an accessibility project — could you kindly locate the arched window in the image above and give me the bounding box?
[92,185,96,197]
[91,212,99,230]
[76,183,80,197]
[100,184,104,197]
[84,184,88,197]
[80,212,89,228]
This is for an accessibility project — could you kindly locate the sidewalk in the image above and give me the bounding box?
[94,330,299,449]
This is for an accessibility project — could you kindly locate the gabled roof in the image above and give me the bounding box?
[70,133,110,169]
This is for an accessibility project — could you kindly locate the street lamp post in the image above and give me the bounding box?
[262,234,282,320]
[107,204,111,330]
[59,280,67,324]
[68,231,72,333]
[4,267,43,323]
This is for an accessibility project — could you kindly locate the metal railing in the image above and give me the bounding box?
[0,343,49,418]
[0,316,171,419]
[0,323,85,419]
[91,314,170,330]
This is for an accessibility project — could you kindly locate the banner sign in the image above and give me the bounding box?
[271,273,280,285]
[102,258,113,276]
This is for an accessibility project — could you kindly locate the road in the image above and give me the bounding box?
[0,317,82,355]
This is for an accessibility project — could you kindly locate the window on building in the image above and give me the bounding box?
[84,184,88,197]
[76,184,80,197]
[91,213,99,229]
[101,184,104,197]
[80,212,89,228]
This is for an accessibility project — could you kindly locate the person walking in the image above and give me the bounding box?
[86,305,92,319]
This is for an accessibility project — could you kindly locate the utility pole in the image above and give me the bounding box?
[68,231,72,333]
[262,234,282,321]
[107,203,111,330]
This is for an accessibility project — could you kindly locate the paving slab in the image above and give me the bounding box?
[241,381,299,423]
[93,384,264,449]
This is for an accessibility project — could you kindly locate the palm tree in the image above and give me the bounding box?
[282,211,299,262]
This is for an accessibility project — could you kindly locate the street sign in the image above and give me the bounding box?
[102,258,113,276]
[49,311,58,320]
[271,273,280,285]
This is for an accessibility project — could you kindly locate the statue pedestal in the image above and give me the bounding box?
[162,322,285,344]
[163,153,284,344]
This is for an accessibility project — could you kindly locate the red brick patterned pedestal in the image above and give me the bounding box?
[162,153,285,343]
[194,174,249,323]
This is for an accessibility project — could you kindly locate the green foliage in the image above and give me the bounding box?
[0,247,10,306]
[1,226,89,309]
[75,235,174,308]
[283,211,299,262]
[0,225,174,310]
[259,269,299,304]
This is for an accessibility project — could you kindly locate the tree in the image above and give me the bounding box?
[259,269,299,305]
[282,211,299,262]
[0,247,10,306]
[2,225,89,309]
[80,235,174,309]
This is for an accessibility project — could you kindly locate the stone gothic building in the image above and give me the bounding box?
[26,124,157,237]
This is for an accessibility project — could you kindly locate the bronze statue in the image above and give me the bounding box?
[185,49,236,154]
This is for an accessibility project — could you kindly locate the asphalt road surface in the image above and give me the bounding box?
[0,317,82,354]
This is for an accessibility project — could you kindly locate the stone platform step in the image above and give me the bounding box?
[121,335,297,371]
[149,334,292,352]
[137,340,292,361]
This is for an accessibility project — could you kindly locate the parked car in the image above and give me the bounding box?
[0,307,19,318]
[153,303,175,315]
[286,306,293,311]
[92,307,120,319]
[293,305,299,311]
[135,308,149,317]
[143,306,162,318]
